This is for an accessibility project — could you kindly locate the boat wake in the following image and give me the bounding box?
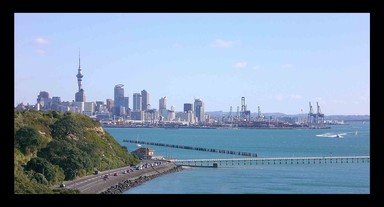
[316,132,347,138]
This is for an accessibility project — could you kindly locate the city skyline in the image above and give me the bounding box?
[15,13,369,115]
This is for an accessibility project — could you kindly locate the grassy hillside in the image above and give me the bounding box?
[14,110,139,194]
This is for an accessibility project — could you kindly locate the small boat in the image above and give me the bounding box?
[316,132,345,138]
[355,130,358,136]
[335,133,346,138]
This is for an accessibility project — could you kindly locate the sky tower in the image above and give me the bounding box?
[76,49,83,91]
[75,49,85,102]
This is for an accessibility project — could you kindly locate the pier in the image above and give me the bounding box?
[123,139,258,157]
[170,156,370,167]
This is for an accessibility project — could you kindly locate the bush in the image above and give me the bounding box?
[33,173,49,185]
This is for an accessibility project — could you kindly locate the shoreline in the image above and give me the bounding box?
[100,163,183,194]
[103,125,331,130]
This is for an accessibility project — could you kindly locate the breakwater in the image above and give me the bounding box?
[100,164,182,194]
[123,139,258,157]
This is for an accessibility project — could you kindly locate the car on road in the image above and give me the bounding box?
[113,172,118,176]
[60,183,65,188]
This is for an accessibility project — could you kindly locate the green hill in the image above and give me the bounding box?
[14,110,139,194]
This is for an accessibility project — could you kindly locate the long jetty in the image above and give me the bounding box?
[123,139,258,157]
[170,156,370,167]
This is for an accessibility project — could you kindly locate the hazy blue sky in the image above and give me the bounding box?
[15,13,369,115]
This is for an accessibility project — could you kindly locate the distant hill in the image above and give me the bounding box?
[205,111,370,121]
[14,110,139,194]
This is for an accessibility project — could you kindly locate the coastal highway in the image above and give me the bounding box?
[56,161,175,194]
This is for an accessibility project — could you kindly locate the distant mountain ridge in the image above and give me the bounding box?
[204,111,370,121]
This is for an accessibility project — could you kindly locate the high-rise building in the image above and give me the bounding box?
[84,102,95,116]
[176,111,195,124]
[75,50,86,102]
[51,96,61,111]
[106,99,114,112]
[159,96,167,119]
[114,84,124,106]
[114,84,125,116]
[168,106,175,121]
[159,96,167,110]
[144,109,158,123]
[194,98,205,123]
[75,89,85,102]
[72,101,84,113]
[37,91,49,104]
[131,111,144,121]
[95,101,104,112]
[133,93,142,112]
[124,97,129,113]
[37,91,49,100]
[36,91,51,110]
[141,90,149,111]
[184,103,193,112]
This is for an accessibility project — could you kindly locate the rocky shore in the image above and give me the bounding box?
[100,163,183,194]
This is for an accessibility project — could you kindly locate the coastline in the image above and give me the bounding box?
[99,162,183,194]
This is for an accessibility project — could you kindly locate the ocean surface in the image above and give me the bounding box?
[105,121,370,194]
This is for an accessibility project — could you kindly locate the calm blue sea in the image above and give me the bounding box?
[105,121,370,194]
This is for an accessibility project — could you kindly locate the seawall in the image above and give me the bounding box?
[99,162,182,194]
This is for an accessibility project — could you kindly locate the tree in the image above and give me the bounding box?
[25,157,56,184]
[50,115,83,139]
[38,139,94,180]
[15,126,44,154]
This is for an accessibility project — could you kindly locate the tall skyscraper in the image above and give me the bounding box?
[37,91,49,104]
[37,91,51,110]
[133,93,142,112]
[159,96,167,110]
[184,103,193,112]
[194,98,205,123]
[141,90,149,111]
[114,84,125,116]
[159,96,167,119]
[124,97,129,113]
[75,89,85,102]
[75,50,86,102]
[106,99,114,112]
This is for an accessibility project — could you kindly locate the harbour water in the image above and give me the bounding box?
[105,121,369,194]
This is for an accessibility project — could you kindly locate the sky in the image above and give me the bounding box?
[14,13,370,115]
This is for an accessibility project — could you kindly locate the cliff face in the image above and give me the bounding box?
[14,110,139,194]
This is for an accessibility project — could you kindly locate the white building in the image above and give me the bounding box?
[176,111,196,124]
[72,102,84,113]
[167,110,175,121]
[83,102,95,116]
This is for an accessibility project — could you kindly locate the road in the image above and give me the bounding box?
[56,160,175,194]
